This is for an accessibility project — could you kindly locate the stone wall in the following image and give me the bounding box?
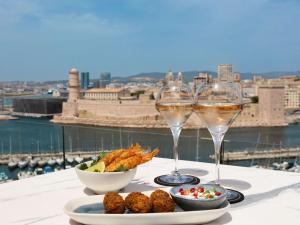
[53,98,288,128]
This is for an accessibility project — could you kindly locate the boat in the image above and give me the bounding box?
[34,168,44,175]
[44,165,54,173]
[75,156,83,164]
[29,158,39,168]
[67,157,74,164]
[65,165,72,169]
[47,158,56,166]
[38,159,47,167]
[7,137,17,170]
[8,160,18,170]
[0,172,9,182]
[18,159,29,169]
[17,171,34,180]
[56,157,64,166]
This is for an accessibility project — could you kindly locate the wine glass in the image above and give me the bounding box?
[193,82,243,193]
[155,78,197,186]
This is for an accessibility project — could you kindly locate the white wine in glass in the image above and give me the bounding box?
[194,82,243,185]
[155,78,196,186]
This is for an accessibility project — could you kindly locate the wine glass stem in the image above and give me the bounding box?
[171,127,181,176]
[212,134,224,185]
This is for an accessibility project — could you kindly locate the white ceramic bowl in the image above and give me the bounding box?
[75,161,137,194]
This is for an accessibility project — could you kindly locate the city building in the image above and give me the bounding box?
[54,68,288,128]
[258,85,285,125]
[285,84,300,108]
[99,72,111,88]
[164,71,174,83]
[218,64,233,82]
[233,72,241,82]
[80,72,90,90]
[84,88,130,100]
[13,97,67,115]
[193,73,212,91]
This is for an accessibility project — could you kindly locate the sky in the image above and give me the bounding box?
[0,0,300,81]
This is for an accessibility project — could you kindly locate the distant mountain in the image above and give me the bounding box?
[112,71,217,83]
[112,70,300,83]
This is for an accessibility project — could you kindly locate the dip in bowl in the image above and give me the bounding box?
[169,184,227,210]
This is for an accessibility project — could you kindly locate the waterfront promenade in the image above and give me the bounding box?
[1,157,299,225]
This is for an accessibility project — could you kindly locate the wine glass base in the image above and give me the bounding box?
[225,189,244,204]
[154,174,200,186]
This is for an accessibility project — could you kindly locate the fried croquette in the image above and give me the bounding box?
[150,189,170,202]
[151,197,175,213]
[103,192,125,214]
[150,189,175,213]
[125,192,152,213]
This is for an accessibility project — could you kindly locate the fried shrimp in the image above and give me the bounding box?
[103,192,125,214]
[100,149,125,166]
[140,148,160,164]
[105,154,143,172]
[106,144,144,168]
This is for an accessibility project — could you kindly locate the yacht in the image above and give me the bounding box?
[38,159,47,167]
[47,158,56,166]
[18,158,29,169]
[17,171,34,180]
[75,156,83,164]
[8,160,18,170]
[56,157,64,166]
[67,157,74,164]
[29,158,39,168]
[0,172,9,182]
[44,165,54,173]
[34,167,44,175]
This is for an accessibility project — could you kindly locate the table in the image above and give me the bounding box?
[1,157,300,225]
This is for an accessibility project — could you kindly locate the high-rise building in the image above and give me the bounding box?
[80,72,90,90]
[218,64,233,81]
[99,72,111,88]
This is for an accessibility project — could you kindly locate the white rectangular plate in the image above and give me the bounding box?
[64,192,230,225]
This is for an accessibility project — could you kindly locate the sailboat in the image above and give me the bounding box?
[66,157,74,164]
[18,158,29,169]
[8,160,17,169]
[29,157,39,168]
[7,136,17,169]
[67,136,74,164]
[38,159,47,167]
[75,155,83,164]
[56,157,64,166]
[47,158,56,166]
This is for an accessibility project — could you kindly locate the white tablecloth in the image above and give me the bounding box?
[1,157,300,225]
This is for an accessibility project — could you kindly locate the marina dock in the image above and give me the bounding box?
[210,147,300,161]
[0,151,100,165]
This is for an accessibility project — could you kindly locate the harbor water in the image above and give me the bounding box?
[1,117,300,179]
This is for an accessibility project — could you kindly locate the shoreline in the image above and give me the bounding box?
[51,116,289,129]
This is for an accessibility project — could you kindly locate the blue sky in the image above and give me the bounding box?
[0,0,299,81]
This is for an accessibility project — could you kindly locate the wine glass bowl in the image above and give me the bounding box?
[193,82,243,184]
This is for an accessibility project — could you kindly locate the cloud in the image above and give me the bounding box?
[0,0,132,36]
